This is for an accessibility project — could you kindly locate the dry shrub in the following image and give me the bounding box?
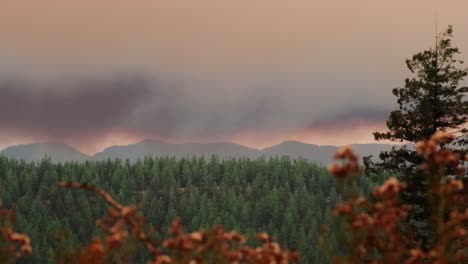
[325,131,468,263]
[56,181,299,264]
[0,201,32,263]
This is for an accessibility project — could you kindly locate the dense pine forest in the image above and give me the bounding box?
[0,155,381,263]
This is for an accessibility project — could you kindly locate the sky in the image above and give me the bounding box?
[1,0,468,155]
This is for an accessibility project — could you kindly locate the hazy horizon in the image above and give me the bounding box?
[1,0,467,154]
[0,135,396,157]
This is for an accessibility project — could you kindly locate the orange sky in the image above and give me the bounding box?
[0,120,387,155]
[0,1,467,154]
[2,0,467,76]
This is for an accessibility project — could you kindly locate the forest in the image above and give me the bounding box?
[0,155,381,263]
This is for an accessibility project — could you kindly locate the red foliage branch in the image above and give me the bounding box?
[0,202,32,261]
[57,181,299,264]
[325,131,468,263]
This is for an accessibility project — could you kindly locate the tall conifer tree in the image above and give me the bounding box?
[366,25,468,247]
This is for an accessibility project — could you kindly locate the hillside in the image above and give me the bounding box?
[0,143,91,162]
[1,140,394,163]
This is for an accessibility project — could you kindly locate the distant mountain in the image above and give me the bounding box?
[0,143,90,162]
[0,140,394,163]
[94,139,393,164]
[262,141,339,165]
[261,141,392,165]
[93,140,260,161]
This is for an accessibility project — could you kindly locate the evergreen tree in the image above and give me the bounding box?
[0,153,349,263]
[365,25,468,247]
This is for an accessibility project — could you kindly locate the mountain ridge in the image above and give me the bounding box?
[0,142,91,162]
[0,140,394,163]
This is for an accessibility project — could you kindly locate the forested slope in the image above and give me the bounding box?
[0,155,380,263]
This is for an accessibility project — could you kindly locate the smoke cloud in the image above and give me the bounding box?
[0,75,151,141]
[0,73,392,153]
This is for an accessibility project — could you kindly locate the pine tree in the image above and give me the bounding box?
[365,25,468,247]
